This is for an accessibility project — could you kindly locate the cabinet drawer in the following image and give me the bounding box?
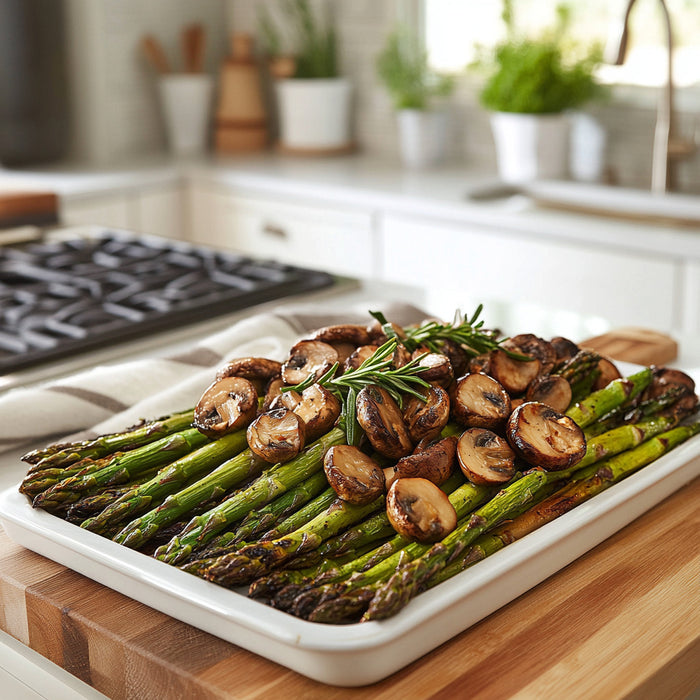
[217,193,375,278]
[60,193,132,230]
[381,214,678,330]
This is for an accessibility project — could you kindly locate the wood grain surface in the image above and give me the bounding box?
[1,475,698,699]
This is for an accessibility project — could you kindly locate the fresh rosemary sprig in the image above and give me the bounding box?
[370,306,527,359]
[282,338,431,446]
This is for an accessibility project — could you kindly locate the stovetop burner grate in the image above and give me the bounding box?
[0,230,335,372]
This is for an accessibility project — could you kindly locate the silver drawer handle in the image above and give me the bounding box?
[262,223,288,238]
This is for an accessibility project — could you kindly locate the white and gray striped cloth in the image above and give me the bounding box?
[0,302,425,454]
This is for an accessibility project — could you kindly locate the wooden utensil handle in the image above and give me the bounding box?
[141,35,170,74]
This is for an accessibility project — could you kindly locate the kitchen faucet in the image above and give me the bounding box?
[607,0,697,193]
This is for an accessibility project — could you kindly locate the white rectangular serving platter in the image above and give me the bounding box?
[1,431,699,687]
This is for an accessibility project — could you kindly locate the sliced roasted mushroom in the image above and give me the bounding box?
[457,428,516,485]
[386,477,457,543]
[452,373,511,430]
[216,357,282,383]
[329,342,357,366]
[366,319,406,344]
[270,388,302,412]
[291,383,341,440]
[592,357,623,391]
[383,466,399,490]
[344,345,377,372]
[503,334,556,375]
[393,436,457,485]
[469,353,491,375]
[441,339,470,378]
[356,386,413,459]
[262,377,286,411]
[526,374,573,413]
[281,340,338,385]
[644,367,695,399]
[323,444,385,505]
[550,336,580,362]
[246,408,306,463]
[489,349,542,395]
[194,377,258,437]
[402,385,451,442]
[507,402,586,470]
[411,350,453,387]
[393,344,412,369]
[309,323,372,346]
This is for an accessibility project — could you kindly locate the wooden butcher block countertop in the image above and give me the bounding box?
[0,475,698,700]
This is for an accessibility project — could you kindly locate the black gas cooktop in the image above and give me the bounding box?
[0,231,335,373]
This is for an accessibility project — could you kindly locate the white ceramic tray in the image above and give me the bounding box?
[1,430,700,687]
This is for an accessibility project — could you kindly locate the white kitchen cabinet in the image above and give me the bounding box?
[132,184,184,240]
[60,192,133,230]
[681,261,700,334]
[187,187,376,278]
[380,213,679,330]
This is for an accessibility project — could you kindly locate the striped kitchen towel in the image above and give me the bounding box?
[0,301,426,454]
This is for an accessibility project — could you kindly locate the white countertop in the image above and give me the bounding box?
[2,153,699,260]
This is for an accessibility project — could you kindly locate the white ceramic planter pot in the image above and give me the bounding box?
[490,112,570,182]
[276,77,352,151]
[397,109,449,169]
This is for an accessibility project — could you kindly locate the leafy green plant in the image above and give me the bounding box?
[478,2,603,114]
[376,29,455,110]
[258,0,338,79]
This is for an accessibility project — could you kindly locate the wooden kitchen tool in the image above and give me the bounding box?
[581,327,678,366]
[141,34,170,74]
[181,23,205,73]
[0,191,58,229]
[215,33,268,153]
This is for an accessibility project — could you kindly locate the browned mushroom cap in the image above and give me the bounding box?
[402,385,451,442]
[392,344,412,369]
[641,367,696,403]
[262,378,286,411]
[329,342,357,366]
[504,334,557,375]
[383,466,398,490]
[194,377,258,437]
[469,353,491,375]
[441,339,470,378]
[344,345,377,372]
[453,373,511,430]
[323,445,385,505]
[386,478,457,543]
[506,402,586,470]
[411,350,453,387]
[526,374,573,413]
[489,349,542,395]
[592,357,623,391]
[309,323,372,346]
[550,336,580,362]
[291,384,341,440]
[356,386,413,459]
[281,340,338,385]
[216,357,282,383]
[457,428,516,485]
[246,408,306,463]
[393,436,456,485]
[366,319,406,344]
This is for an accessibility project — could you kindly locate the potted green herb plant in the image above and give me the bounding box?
[377,29,455,168]
[478,2,603,182]
[259,0,351,153]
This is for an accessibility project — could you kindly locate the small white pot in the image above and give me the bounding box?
[490,112,570,182]
[397,109,449,169]
[276,77,352,151]
[159,74,213,156]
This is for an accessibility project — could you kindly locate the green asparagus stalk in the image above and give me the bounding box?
[20,454,115,497]
[553,350,600,383]
[111,443,269,550]
[283,476,505,619]
[153,428,345,564]
[80,430,249,535]
[32,428,209,513]
[231,470,330,544]
[64,467,161,523]
[566,368,653,428]
[364,423,700,621]
[202,494,387,587]
[22,409,195,469]
[569,368,601,405]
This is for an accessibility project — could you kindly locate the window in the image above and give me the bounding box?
[424,0,700,88]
